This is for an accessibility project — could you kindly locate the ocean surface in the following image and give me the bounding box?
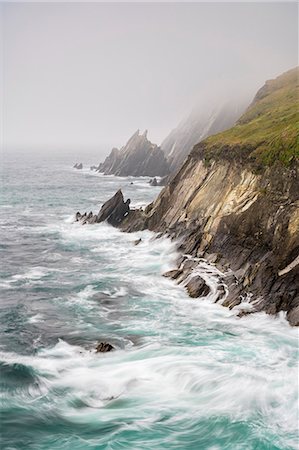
[0,155,298,450]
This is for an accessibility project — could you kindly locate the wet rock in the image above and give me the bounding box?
[215,284,227,302]
[222,283,242,309]
[96,342,115,353]
[133,238,142,246]
[149,177,158,186]
[237,309,255,318]
[206,253,220,264]
[81,211,93,225]
[287,306,299,326]
[176,255,187,267]
[163,269,183,280]
[73,163,83,169]
[97,189,131,226]
[186,276,210,298]
[182,259,197,271]
[75,211,82,221]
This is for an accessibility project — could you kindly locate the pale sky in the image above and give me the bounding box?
[1,2,298,155]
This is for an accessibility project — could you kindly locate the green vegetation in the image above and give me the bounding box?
[201,67,299,168]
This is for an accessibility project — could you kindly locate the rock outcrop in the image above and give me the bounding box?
[76,189,131,226]
[149,177,158,186]
[96,342,115,353]
[96,130,170,177]
[118,67,299,325]
[73,163,83,169]
[76,68,298,325]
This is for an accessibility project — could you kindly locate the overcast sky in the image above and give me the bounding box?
[1,2,298,156]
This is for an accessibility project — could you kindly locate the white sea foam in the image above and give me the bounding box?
[28,314,44,324]
[11,267,50,282]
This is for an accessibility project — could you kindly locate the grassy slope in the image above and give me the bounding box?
[201,67,299,168]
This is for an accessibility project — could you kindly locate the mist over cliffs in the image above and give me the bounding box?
[94,98,246,178]
[161,101,246,172]
[87,67,299,325]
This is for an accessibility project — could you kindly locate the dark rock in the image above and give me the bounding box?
[150,177,158,186]
[74,163,83,169]
[215,284,227,302]
[134,238,142,246]
[237,309,255,318]
[97,189,130,227]
[81,211,94,225]
[176,255,188,267]
[287,306,299,326]
[163,269,183,280]
[75,211,82,221]
[186,276,210,298]
[222,284,242,308]
[96,342,115,353]
[182,259,197,271]
[97,130,170,177]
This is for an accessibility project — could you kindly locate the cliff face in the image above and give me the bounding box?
[120,67,299,324]
[97,130,170,177]
[161,102,245,173]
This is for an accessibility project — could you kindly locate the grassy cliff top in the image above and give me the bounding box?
[200,67,298,168]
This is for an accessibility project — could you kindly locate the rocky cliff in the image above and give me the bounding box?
[96,130,170,177]
[161,102,245,173]
[119,67,299,324]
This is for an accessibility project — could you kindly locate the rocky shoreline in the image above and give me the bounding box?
[75,68,299,326]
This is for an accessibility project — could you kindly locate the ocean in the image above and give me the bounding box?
[0,154,298,450]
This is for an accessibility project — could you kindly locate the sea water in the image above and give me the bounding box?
[0,154,298,450]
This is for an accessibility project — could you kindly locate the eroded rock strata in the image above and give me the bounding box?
[96,130,170,177]
[77,68,299,325]
[120,68,299,325]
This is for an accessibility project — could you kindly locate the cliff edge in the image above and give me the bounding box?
[120,67,299,324]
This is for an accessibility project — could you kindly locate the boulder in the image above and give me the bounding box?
[149,177,158,186]
[133,238,142,246]
[96,189,131,226]
[96,342,115,353]
[163,269,183,280]
[287,306,299,326]
[186,276,210,298]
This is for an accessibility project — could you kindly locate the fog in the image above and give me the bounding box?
[1,2,298,157]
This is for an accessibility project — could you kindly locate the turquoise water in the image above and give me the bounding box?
[0,155,298,449]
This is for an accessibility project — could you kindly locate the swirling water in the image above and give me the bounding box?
[0,155,298,450]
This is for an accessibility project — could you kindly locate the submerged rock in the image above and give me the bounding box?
[96,342,115,353]
[287,306,299,326]
[186,276,210,298]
